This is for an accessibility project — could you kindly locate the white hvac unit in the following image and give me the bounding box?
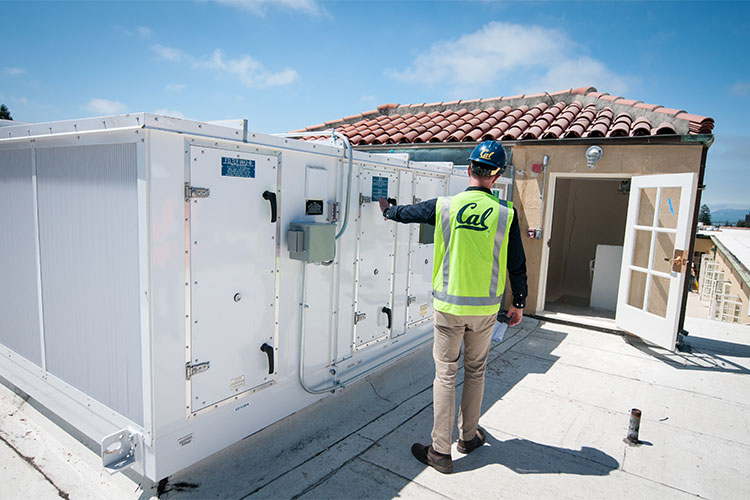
[0,114,465,480]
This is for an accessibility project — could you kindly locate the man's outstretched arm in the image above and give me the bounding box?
[379,198,437,224]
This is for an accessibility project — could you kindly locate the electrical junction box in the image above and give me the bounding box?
[288,222,336,263]
[418,223,435,244]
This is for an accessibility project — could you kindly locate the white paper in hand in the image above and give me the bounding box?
[491,320,508,343]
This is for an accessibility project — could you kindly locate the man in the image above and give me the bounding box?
[378,140,527,474]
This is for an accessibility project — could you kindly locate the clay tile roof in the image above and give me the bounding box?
[297,87,714,145]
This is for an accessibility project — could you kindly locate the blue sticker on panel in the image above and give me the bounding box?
[371,176,389,200]
[221,157,255,178]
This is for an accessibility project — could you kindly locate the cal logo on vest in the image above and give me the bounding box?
[456,202,493,231]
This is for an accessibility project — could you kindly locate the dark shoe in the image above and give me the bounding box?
[457,428,486,454]
[411,443,453,474]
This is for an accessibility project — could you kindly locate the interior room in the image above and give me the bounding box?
[543,178,630,323]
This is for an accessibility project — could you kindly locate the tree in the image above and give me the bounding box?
[0,104,12,120]
[698,204,711,225]
[737,219,747,228]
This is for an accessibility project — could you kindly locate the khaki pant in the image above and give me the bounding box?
[431,310,496,454]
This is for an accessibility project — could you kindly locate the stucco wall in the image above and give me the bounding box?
[509,143,704,313]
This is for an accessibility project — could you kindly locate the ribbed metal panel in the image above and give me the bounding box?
[0,149,43,366]
[36,144,143,425]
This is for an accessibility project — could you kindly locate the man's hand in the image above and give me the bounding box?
[378,198,390,215]
[507,305,523,327]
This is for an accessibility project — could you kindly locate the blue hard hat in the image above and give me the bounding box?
[468,140,506,175]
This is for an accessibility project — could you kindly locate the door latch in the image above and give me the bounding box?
[185,183,210,201]
[260,343,274,374]
[186,361,210,380]
[381,306,392,329]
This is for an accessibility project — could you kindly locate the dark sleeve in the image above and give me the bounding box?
[506,208,528,309]
[383,198,437,224]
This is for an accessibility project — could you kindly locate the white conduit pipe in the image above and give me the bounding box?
[298,263,431,394]
[277,130,430,394]
[274,129,353,239]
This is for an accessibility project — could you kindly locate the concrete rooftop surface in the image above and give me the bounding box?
[1,316,749,500]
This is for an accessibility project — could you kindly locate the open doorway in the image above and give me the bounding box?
[542,177,630,328]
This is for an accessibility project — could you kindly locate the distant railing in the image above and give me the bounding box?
[699,254,743,323]
[711,293,743,323]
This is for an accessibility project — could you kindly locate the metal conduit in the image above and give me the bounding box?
[297,264,431,394]
[274,129,354,240]
[278,130,431,394]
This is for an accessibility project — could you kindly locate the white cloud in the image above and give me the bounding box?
[194,49,298,88]
[155,108,185,118]
[135,26,152,38]
[532,57,628,96]
[215,0,323,16]
[84,98,127,115]
[152,44,189,62]
[4,67,25,76]
[121,25,152,38]
[165,83,187,92]
[390,22,629,95]
[730,82,750,96]
[360,94,376,103]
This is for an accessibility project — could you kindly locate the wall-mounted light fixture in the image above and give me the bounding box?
[585,145,603,169]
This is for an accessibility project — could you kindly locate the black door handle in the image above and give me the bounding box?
[262,191,277,223]
[260,343,274,374]
[382,306,392,329]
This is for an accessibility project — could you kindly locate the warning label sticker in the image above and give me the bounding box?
[230,375,246,391]
[221,157,255,178]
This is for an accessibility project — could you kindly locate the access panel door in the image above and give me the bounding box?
[188,146,278,412]
[407,174,446,325]
[354,169,398,349]
[615,173,697,350]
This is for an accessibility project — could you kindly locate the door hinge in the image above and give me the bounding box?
[185,183,210,201]
[407,295,417,306]
[186,361,210,380]
[354,312,367,324]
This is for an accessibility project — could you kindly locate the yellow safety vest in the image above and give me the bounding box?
[433,191,514,316]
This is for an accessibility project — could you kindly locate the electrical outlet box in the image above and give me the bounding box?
[288,221,336,263]
[418,223,435,244]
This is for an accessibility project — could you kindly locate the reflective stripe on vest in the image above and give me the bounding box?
[433,192,513,314]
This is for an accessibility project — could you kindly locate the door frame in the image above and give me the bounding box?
[537,172,634,313]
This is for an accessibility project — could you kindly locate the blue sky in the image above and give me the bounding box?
[1,0,748,210]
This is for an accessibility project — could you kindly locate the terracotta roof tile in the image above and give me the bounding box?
[635,102,661,111]
[654,122,677,135]
[298,87,714,144]
[377,103,398,111]
[571,86,597,95]
[654,107,686,117]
